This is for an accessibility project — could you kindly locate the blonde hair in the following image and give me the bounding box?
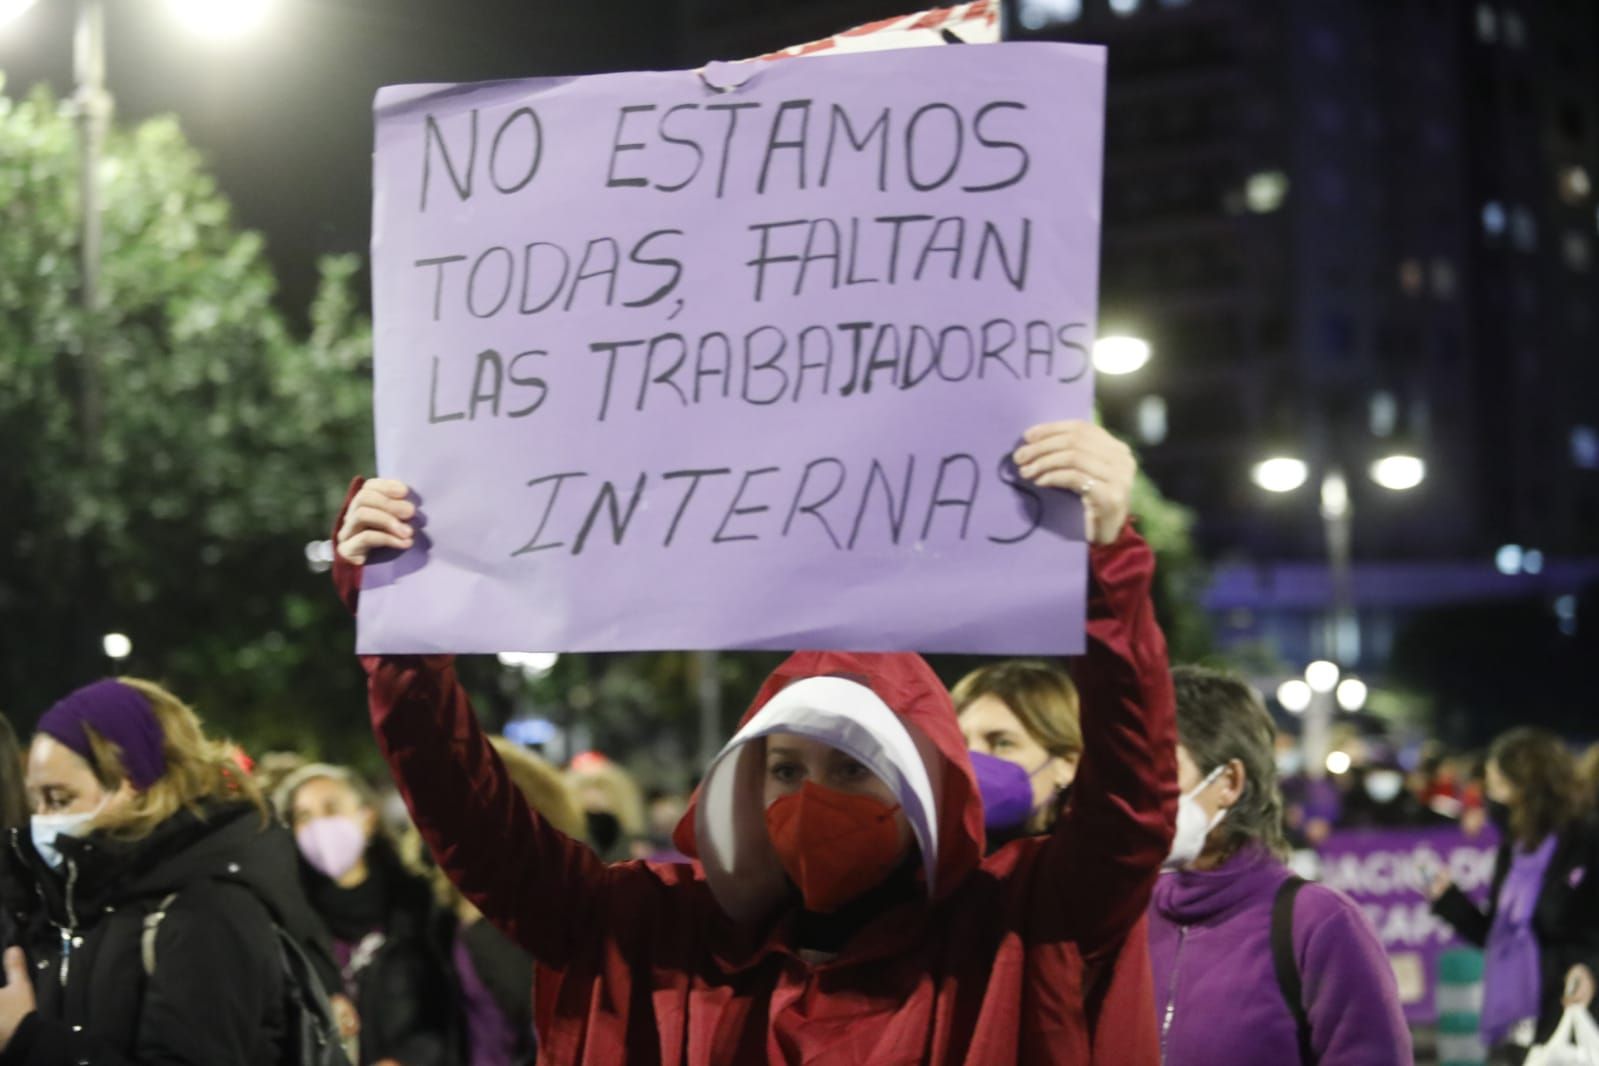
[951,660,1082,759]
[84,678,267,842]
[252,751,309,800]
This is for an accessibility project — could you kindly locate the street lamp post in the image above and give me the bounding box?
[1255,449,1424,776]
[1319,467,1357,665]
[73,0,109,452]
[3,0,274,671]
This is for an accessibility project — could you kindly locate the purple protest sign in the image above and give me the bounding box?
[362,43,1105,654]
[1316,827,1499,1024]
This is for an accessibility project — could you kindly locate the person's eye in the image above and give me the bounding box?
[991,737,1014,751]
[836,761,870,782]
[769,762,804,784]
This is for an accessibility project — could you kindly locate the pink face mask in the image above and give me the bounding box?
[295,816,369,880]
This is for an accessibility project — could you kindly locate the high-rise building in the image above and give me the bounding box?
[675,0,1599,679]
[1002,0,1599,678]
[1001,0,1599,565]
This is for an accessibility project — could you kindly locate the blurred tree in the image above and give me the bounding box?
[0,80,375,762]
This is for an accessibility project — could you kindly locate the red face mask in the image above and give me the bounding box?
[764,780,905,913]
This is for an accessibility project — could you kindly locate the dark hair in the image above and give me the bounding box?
[1488,728,1585,849]
[0,714,25,830]
[1171,665,1288,861]
[951,660,1082,759]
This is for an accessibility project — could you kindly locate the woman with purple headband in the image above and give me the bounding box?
[0,677,345,1065]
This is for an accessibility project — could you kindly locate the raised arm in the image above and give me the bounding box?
[333,478,612,969]
[1011,424,1179,955]
[1055,528,1179,953]
[1429,858,1498,948]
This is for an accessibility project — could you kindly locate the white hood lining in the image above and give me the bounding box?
[694,676,941,922]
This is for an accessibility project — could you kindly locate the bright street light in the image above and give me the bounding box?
[1495,544,1524,575]
[1370,454,1426,491]
[166,0,274,39]
[303,539,335,573]
[1326,750,1353,775]
[498,652,560,679]
[1092,335,1152,376]
[1276,679,1312,713]
[103,632,132,660]
[1253,456,1309,493]
[1336,677,1368,712]
[1245,170,1290,213]
[1305,659,1340,693]
[0,0,39,27]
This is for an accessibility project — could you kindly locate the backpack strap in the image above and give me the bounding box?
[1271,876,1316,1065]
[140,892,181,977]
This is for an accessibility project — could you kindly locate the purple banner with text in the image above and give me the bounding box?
[361,43,1105,654]
[1315,827,1499,1024]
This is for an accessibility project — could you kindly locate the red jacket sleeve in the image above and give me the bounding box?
[332,480,627,970]
[1035,526,1179,957]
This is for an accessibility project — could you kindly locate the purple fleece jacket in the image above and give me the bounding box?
[1148,847,1411,1066]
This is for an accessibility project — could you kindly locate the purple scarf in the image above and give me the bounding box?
[1481,834,1558,1045]
[36,679,167,790]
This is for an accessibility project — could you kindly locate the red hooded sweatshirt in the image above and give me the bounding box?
[333,483,1176,1064]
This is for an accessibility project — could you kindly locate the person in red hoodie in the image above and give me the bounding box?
[332,419,1177,1065]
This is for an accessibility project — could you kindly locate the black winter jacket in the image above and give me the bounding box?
[1433,815,1599,1043]
[302,840,460,1066]
[0,802,339,1065]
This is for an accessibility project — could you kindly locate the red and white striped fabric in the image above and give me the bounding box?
[751,0,999,62]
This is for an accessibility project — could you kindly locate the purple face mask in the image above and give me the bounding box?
[295,816,369,880]
[971,752,1049,831]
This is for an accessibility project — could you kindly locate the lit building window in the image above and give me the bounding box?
[1475,3,1496,42]
[1556,595,1578,637]
[1573,428,1599,469]
[1502,12,1526,48]
[1398,258,1425,296]
[1018,0,1082,30]
[1245,170,1290,213]
[1431,258,1458,299]
[1564,232,1592,272]
[1109,0,1143,15]
[1369,391,1398,438]
[1482,200,1507,235]
[1136,395,1168,445]
[1559,165,1592,204]
[1572,425,1599,470]
[1511,206,1537,251]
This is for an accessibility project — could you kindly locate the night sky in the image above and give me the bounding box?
[0,0,691,321]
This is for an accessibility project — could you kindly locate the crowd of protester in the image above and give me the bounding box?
[0,421,1594,1064]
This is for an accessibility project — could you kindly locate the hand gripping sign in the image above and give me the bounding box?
[361,40,1105,655]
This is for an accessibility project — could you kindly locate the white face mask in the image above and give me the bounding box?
[1163,764,1229,871]
[31,801,106,870]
